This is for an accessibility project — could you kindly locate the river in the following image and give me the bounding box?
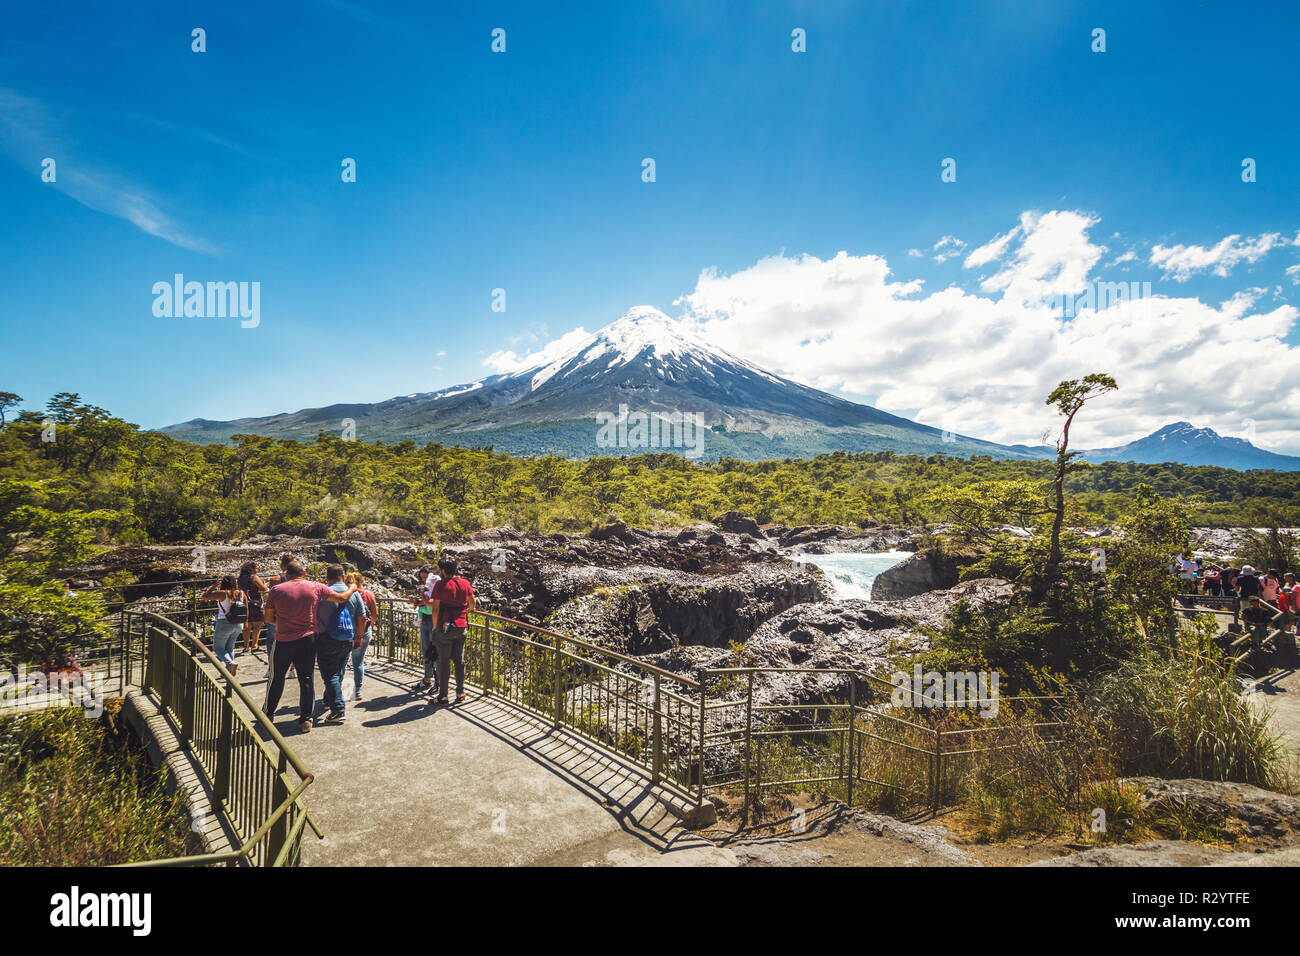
[792,550,912,600]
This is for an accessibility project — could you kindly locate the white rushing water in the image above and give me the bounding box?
[793,550,912,600]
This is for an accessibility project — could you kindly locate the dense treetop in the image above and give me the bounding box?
[0,393,1295,544]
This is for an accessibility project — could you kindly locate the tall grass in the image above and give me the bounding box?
[1089,648,1279,786]
[0,706,189,865]
[954,648,1283,841]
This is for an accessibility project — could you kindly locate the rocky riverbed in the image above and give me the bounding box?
[70,516,962,695]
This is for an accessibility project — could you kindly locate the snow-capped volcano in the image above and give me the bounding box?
[519,306,780,393]
[161,305,1035,460]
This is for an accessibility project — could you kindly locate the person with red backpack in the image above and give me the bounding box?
[347,571,378,700]
[429,557,475,706]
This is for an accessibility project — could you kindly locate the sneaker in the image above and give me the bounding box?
[228,662,238,677]
[355,690,363,700]
[299,720,312,734]
[456,694,467,704]
[324,710,346,723]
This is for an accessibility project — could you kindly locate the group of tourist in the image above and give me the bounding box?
[200,555,475,733]
[1175,553,1297,636]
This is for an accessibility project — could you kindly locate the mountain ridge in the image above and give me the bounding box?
[161,307,1300,471]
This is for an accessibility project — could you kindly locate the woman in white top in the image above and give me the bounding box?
[202,576,246,675]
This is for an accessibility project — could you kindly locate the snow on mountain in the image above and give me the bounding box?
[511,306,783,393]
[157,306,1049,460]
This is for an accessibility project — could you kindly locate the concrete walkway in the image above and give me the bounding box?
[1248,664,1300,760]
[235,652,736,867]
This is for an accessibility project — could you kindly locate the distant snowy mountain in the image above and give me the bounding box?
[1079,421,1300,471]
[161,306,1035,460]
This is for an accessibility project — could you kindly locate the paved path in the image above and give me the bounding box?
[235,651,736,867]
[1248,664,1300,760]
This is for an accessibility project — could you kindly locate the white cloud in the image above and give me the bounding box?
[963,225,1021,268]
[932,235,966,263]
[483,326,593,373]
[1150,232,1299,281]
[1287,264,1300,286]
[974,210,1106,304]
[673,210,1300,455]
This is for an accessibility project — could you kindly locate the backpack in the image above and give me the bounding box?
[222,591,247,625]
[328,602,354,639]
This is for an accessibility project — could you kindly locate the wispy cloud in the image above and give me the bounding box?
[314,0,403,30]
[1150,231,1300,282]
[0,88,219,254]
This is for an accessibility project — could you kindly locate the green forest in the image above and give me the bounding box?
[1,392,1297,546]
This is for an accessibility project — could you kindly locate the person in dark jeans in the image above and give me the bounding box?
[263,633,318,731]
[408,566,440,696]
[315,564,367,722]
[430,557,475,706]
[263,560,360,733]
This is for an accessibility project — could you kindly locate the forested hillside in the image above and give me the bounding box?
[2,393,1298,544]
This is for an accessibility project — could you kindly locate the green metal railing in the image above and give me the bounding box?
[371,600,1062,825]
[116,609,322,866]
[375,600,702,797]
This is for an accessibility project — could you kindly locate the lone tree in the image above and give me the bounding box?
[1042,373,1118,595]
[0,392,20,427]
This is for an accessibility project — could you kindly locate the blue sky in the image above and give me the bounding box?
[3,1,1299,451]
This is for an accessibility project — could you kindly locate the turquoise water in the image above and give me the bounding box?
[793,550,912,600]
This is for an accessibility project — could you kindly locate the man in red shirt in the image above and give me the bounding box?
[263,560,360,732]
[430,557,475,706]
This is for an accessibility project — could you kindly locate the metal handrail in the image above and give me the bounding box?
[370,599,1065,824]
[130,610,316,783]
[115,608,321,866]
[475,609,702,689]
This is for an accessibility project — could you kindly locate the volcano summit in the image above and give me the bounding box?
[160,306,1040,460]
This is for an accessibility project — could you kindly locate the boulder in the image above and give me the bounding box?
[589,520,642,545]
[871,549,960,601]
[547,564,827,655]
[737,578,1012,704]
[713,512,764,537]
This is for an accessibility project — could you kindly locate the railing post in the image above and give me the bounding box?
[697,673,707,805]
[552,636,564,728]
[651,673,663,785]
[268,750,289,866]
[932,728,942,811]
[846,676,856,808]
[742,670,754,828]
[482,616,494,697]
[215,677,234,804]
[181,641,196,742]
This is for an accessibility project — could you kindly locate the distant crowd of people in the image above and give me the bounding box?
[200,555,475,733]
[1175,552,1296,636]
